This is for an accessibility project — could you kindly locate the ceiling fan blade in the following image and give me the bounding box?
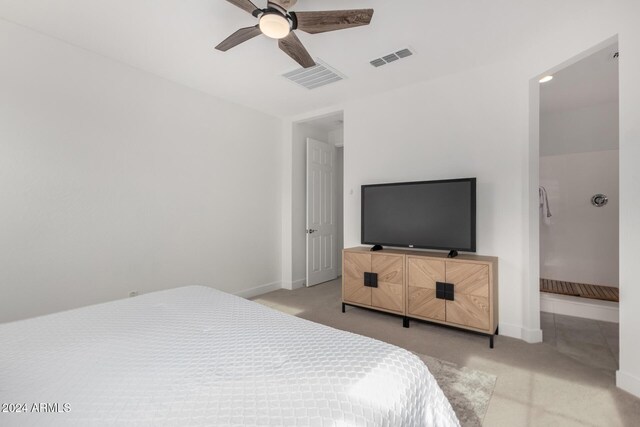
[293,9,374,34]
[215,25,262,52]
[225,0,261,15]
[268,0,297,9]
[278,32,315,68]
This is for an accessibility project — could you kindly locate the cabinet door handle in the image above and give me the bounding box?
[445,283,455,301]
[436,282,455,301]
[364,272,378,288]
[307,229,317,234]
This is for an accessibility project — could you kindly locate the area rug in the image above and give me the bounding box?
[417,354,497,427]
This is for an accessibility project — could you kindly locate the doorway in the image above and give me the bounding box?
[536,42,620,371]
[292,112,344,287]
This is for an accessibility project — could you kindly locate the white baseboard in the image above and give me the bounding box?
[497,322,522,340]
[281,278,305,290]
[234,281,282,299]
[617,370,640,398]
[540,293,619,323]
[498,322,543,343]
[521,327,544,343]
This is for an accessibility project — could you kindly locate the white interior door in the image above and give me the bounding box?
[306,138,338,286]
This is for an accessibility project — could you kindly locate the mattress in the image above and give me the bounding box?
[0,286,458,426]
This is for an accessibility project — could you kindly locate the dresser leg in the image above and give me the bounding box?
[342,303,346,313]
[403,317,410,328]
[495,326,499,336]
[490,334,494,349]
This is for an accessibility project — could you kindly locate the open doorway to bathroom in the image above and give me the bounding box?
[538,42,619,371]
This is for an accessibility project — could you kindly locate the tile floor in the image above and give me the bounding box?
[541,312,619,373]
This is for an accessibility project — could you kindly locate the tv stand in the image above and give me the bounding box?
[447,250,459,258]
[370,245,384,252]
[342,247,499,348]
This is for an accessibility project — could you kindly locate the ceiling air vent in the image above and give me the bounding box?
[282,59,346,90]
[396,48,413,59]
[383,53,400,63]
[370,48,414,68]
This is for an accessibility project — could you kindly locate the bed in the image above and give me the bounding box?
[0,286,458,426]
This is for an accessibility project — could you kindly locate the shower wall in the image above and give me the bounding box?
[540,150,619,286]
[540,91,619,287]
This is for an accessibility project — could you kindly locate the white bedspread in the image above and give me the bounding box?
[0,286,458,426]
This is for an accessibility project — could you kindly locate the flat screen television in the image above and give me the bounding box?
[361,178,476,253]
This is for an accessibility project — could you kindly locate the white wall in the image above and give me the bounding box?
[328,128,345,147]
[0,20,282,323]
[336,147,344,274]
[540,151,619,286]
[343,63,530,340]
[329,125,345,275]
[540,102,619,156]
[618,1,640,397]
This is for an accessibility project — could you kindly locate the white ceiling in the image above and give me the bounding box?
[0,0,588,117]
[541,43,619,114]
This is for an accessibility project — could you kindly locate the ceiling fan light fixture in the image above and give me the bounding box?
[216,1,374,69]
[259,13,290,39]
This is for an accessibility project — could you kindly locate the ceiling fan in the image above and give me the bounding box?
[215,0,374,69]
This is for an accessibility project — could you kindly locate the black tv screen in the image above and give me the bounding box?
[361,178,476,252]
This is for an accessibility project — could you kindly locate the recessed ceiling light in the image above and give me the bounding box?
[539,75,554,83]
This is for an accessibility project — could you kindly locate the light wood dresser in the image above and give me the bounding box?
[342,247,499,347]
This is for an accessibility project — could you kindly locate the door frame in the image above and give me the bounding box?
[280,108,345,291]
[527,36,619,343]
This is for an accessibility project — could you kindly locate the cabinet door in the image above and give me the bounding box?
[407,257,446,321]
[445,262,490,330]
[343,252,371,306]
[371,255,404,313]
